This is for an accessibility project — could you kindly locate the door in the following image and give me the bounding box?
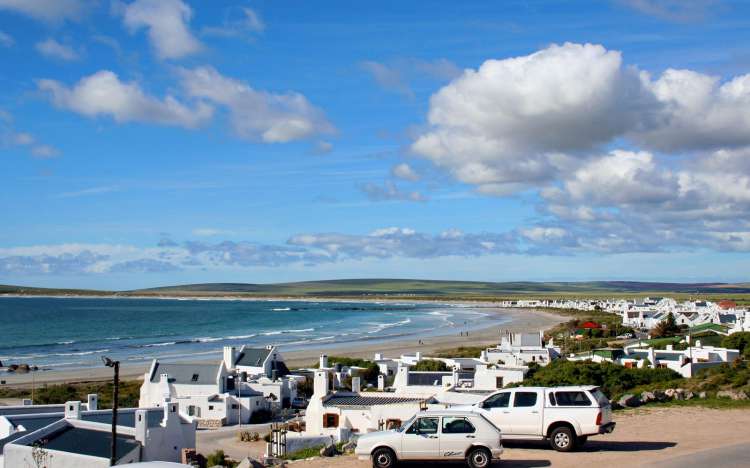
[439,416,477,459]
[401,416,440,459]
[480,391,513,433]
[509,390,543,435]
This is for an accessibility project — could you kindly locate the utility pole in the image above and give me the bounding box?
[102,356,120,466]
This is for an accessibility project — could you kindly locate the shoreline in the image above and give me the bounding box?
[0,307,565,389]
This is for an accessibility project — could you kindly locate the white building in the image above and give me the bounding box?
[1,400,195,468]
[485,330,560,366]
[139,360,269,428]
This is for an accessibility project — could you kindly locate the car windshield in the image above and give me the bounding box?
[398,415,416,432]
[590,388,611,407]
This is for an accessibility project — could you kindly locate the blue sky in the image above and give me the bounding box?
[1,0,749,289]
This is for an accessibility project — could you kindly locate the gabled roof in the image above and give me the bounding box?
[323,395,422,407]
[150,362,221,385]
[235,348,272,368]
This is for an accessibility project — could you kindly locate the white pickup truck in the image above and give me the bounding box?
[458,385,615,451]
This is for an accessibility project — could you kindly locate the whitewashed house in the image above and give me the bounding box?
[1,400,195,468]
[485,330,560,366]
[224,346,298,408]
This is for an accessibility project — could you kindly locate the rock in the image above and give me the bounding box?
[716,390,747,400]
[673,388,686,400]
[654,390,668,401]
[16,364,30,374]
[684,391,694,400]
[640,391,656,403]
[664,388,676,399]
[698,391,707,399]
[341,441,356,453]
[319,443,336,457]
[237,457,266,468]
[618,394,640,408]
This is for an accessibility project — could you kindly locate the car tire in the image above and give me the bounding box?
[577,435,588,447]
[372,447,397,468]
[549,426,576,452]
[466,447,492,468]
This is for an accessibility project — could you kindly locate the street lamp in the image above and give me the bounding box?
[102,356,120,467]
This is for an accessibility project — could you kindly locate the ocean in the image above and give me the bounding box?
[0,297,507,371]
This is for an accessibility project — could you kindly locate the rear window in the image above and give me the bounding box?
[554,391,592,406]
[589,388,611,407]
[442,417,476,434]
[513,392,538,407]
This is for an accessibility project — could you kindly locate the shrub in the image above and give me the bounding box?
[205,449,232,467]
[249,408,272,424]
[412,360,449,372]
[722,332,750,358]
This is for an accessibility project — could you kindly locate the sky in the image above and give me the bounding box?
[1,0,749,290]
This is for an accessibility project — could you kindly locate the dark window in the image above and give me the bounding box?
[407,417,439,434]
[483,392,511,409]
[514,392,538,407]
[191,374,200,382]
[442,417,476,434]
[323,413,339,428]
[554,391,592,406]
[495,376,504,388]
[231,404,239,409]
[549,392,557,406]
[208,405,214,411]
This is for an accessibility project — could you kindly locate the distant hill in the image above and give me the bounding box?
[2,279,750,298]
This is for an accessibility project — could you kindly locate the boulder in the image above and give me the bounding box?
[341,441,356,453]
[640,391,656,403]
[664,388,676,399]
[16,364,30,374]
[698,391,707,399]
[618,394,640,408]
[683,391,695,400]
[319,443,337,457]
[717,390,749,400]
[237,457,265,468]
[654,390,668,401]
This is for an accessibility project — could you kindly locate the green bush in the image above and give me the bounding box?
[722,332,750,358]
[412,360,449,372]
[519,360,682,398]
[205,449,235,467]
[283,445,325,460]
[249,408,272,424]
[0,380,141,408]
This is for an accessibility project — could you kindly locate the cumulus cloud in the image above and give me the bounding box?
[35,38,81,61]
[0,0,87,24]
[179,66,333,143]
[38,70,213,128]
[121,0,202,60]
[391,163,420,181]
[360,181,426,202]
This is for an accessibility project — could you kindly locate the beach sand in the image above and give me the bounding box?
[0,307,564,389]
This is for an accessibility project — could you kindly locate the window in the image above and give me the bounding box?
[231,404,239,409]
[483,392,511,409]
[191,374,200,382]
[323,413,339,428]
[442,417,476,434]
[188,405,196,416]
[208,405,214,411]
[495,376,504,389]
[555,391,592,406]
[549,392,557,406]
[514,392,538,407]
[406,417,439,434]
[385,419,402,430]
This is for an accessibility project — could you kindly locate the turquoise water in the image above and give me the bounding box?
[0,297,507,370]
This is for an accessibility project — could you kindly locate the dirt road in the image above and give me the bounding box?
[285,407,750,467]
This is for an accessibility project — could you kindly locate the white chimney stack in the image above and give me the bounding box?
[64,401,81,420]
[319,354,329,369]
[87,394,98,411]
[352,376,361,393]
[377,374,385,391]
[223,346,236,369]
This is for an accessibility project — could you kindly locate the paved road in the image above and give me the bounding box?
[642,443,750,468]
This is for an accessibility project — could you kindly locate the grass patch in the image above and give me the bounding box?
[0,380,142,408]
[623,398,750,410]
[282,445,325,460]
[434,346,484,358]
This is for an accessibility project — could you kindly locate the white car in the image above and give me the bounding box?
[354,410,503,468]
[457,386,615,452]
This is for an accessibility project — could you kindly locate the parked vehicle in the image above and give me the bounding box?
[458,386,615,451]
[354,410,503,468]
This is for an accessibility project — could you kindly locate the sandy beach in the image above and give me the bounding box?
[0,306,564,388]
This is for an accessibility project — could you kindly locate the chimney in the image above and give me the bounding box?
[695,340,702,348]
[351,376,361,393]
[377,374,385,391]
[319,354,329,369]
[313,370,329,398]
[223,346,236,369]
[65,401,81,420]
[87,394,98,411]
[415,351,422,361]
[480,350,488,362]
[374,353,383,361]
[135,409,148,444]
[164,401,179,427]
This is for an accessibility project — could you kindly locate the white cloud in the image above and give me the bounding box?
[35,38,81,61]
[0,0,87,24]
[57,186,120,198]
[392,163,420,181]
[0,113,59,158]
[30,144,59,158]
[360,58,461,98]
[38,70,213,128]
[360,181,426,202]
[202,6,265,37]
[121,0,202,60]
[618,0,720,22]
[360,61,413,98]
[0,30,13,47]
[179,66,333,143]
